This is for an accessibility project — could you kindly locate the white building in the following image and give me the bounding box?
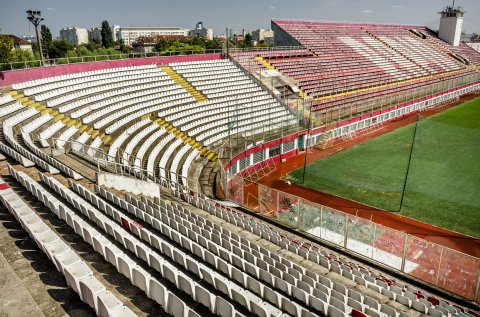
[438,6,464,46]
[116,26,190,46]
[252,29,275,45]
[189,22,213,40]
[59,27,89,45]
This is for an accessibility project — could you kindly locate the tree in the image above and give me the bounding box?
[154,37,172,52]
[101,20,114,48]
[47,40,74,59]
[118,39,127,53]
[40,25,53,46]
[244,33,253,47]
[205,39,222,50]
[0,34,15,63]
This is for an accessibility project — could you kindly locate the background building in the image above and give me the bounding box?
[115,26,189,46]
[8,35,33,52]
[59,27,89,45]
[189,22,213,40]
[88,27,102,43]
[252,29,275,45]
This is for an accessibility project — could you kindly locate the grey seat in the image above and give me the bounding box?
[282,297,301,316]
[310,295,327,315]
[215,296,234,317]
[364,296,378,310]
[167,293,185,317]
[194,284,214,312]
[412,301,427,314]
[246,275,263,296]
[132,266,150,293]
[178,273,194,298]
[347,297,363,311]
[328,304,346,317]
[330,296,345,312]
[396,294,411,307]
[380,304,397,317]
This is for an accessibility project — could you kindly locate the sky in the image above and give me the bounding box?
[1,0,479,38]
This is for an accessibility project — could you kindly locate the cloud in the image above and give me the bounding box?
[361,9,372,14]
[392,5,404,9]
[269,6,276,10]
[47,7,54,10]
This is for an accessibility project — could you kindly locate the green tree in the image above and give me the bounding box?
[40,25,53,46]
[154,37,172,53]
[244,33,253,47]
[13,49,35,62]
[205,39,222,50]
[48,40,74,58]
[118,39,128,53]
[0,34,14,63]
[190,36,206,48]
[166,41,204,54]
[101,20,114,48]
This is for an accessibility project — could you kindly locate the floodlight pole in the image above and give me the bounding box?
[398,113,420,212]
[26,10,45,66]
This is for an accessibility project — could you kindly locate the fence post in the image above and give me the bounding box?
[344,215,349,249]
[475,271,480,304]
[400,234,409,272]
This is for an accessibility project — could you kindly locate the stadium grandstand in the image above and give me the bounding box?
[0,8,480,317]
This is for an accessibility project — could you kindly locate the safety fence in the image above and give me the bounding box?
[225,175,480,302]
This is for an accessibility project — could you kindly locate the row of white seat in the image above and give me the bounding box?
[2,108,83,179]
[145,133,177,175]
[3,109,60,174]
[103,100,191,135]
[200,114,296,146]
[0,94,14,106]
[46,76,169,108]
[23,68,164,96]
[57,81,174,114]
[158,91,271,118]
[35,73,167,102]
[181,103,286,134]
[88,93,191,129]
[107,119,151,161]
[122,124,159,166]
[181,147,200,185]
[0,102,25,120]
[158,139,184,179]
[72,85,181,121]
[12,64,158,90]
[38,120,66,148]
[1,170,137,317]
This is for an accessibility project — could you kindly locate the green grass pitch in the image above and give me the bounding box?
[288,97,480,237]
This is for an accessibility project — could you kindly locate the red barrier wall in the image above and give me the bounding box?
[0,54,223,87]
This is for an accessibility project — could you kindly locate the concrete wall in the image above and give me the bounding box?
[271,21,300,47]
[97,172,160,197]
[439,16,463,46]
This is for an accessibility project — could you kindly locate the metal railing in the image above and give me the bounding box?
[227,46,306,53]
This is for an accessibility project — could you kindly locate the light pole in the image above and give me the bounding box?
[26,10,45,66]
